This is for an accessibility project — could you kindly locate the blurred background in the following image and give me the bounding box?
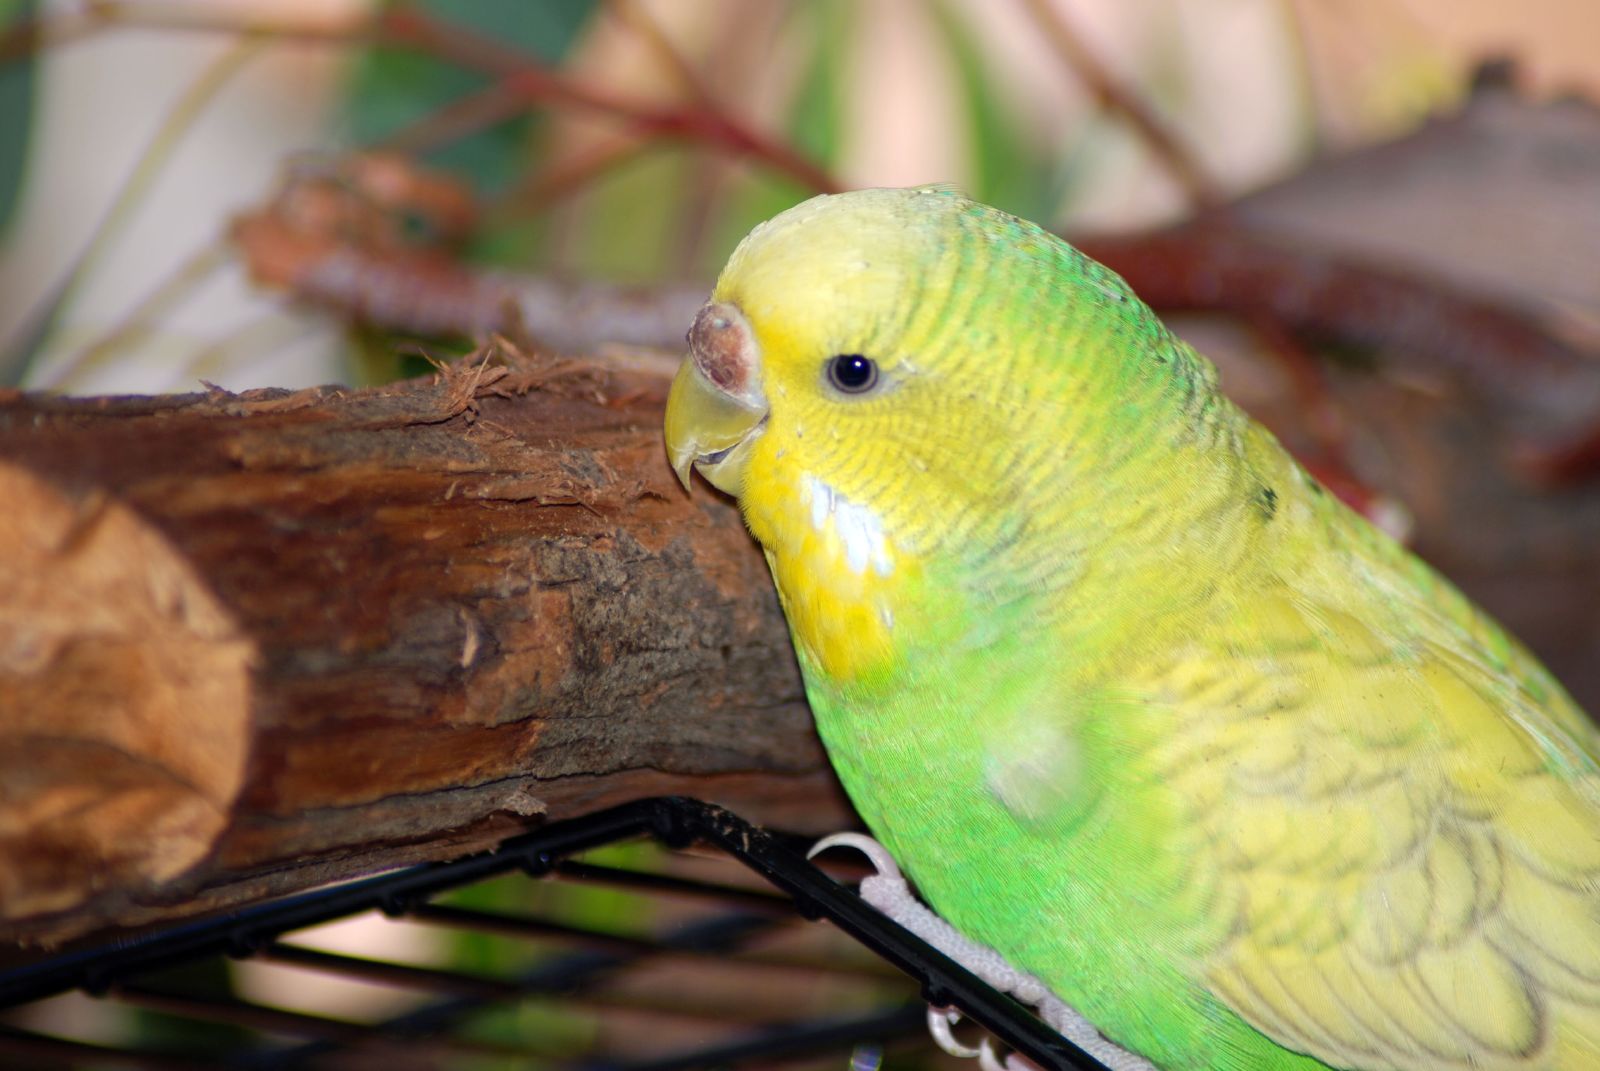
[0,0,1595,394]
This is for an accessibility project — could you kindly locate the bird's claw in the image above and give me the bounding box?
[931,1008,1036,1071]
[928,1006,982,1059]
[807,831,905,880]
[978,1036,1012,1071]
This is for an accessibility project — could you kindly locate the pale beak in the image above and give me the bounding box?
[663,302,768,496]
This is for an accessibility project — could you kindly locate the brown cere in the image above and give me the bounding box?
[689,303,757,396]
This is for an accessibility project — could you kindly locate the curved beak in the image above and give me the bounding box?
[663,303,768,496]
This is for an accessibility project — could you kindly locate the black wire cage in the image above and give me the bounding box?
[0,798,1108,1071]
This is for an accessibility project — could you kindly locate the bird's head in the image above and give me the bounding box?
[663,186,1183,682]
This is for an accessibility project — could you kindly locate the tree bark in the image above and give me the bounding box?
[0,352,842,948]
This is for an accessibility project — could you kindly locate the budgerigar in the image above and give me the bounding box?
[662,186,1600,1070]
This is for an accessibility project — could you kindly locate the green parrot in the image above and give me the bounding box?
[662,186,1600,1070]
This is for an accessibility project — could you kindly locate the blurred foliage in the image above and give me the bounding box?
[340,0,1068,291]
[528,2,856,286]
[0,0,35,239]
[929,1,1056,221]
[787,2,850,171]
[0,0,1513,391]
[345,0,597,195]
[702,0,854,266]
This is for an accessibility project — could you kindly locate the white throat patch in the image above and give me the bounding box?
[802,473,895,577]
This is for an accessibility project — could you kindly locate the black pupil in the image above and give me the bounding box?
[830,354,876,392]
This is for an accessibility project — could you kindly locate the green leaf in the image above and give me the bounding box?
[564,147,692,282]
[0,0,38,238]
[928,0,1051,219]
[705,2,853,273]
[786,0,851,171]
[343,0,598,194]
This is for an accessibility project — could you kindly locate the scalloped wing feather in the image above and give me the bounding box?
[1144,592,1600,1071]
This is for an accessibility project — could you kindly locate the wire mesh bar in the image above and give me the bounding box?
[0,1023,222,1071]
[0,796,1109,1071]
[260,906,811,1068]
[405,901,701,956]
[256,942,524,1000]
[405,901,882,982]
[112,984,376,1043]
[550,859,795,912]
[601,1005,931,1071]
[0,798,657,1008]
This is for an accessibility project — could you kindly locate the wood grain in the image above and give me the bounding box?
[0,354,844,947]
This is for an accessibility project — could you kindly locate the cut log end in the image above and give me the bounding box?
[0,463,252,922]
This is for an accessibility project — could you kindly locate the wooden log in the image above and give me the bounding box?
[0,351,843,948]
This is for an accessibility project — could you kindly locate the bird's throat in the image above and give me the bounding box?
[756,473,920,688]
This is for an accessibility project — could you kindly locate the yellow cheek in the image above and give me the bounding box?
[747,473,913,686]
[770,549,897,684]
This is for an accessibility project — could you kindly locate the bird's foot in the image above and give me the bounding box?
[809,833,1155,1071]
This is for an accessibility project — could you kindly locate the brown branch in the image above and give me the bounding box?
[373,76,543,161]
[607,0,719,106]
[226,154,708,353]
[230,200,706,355]
[1520,426,1600,486]
[230,164,1600,474]
[1077,223,1600,455]
[0,351,841,947]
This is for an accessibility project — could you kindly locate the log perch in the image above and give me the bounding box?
[0,353,845,948]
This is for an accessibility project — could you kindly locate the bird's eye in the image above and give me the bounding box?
[826,354,878,394]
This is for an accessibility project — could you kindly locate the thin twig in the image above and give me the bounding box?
[380,7,839,193]
[490,138,651,220]
[182,310,333,388]
[606,0,736,273]
[475,0,731,222]
[48,243,231,391]
[1016,0,1219,208]
[5,35,267,387]
[607,0,717,105]
[375,77,540,160]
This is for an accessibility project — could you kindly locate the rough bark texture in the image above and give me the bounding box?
[0,353,843,948]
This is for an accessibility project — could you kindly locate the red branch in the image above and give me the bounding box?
[1080,226,1600,419]
[1080,224,1600,483]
